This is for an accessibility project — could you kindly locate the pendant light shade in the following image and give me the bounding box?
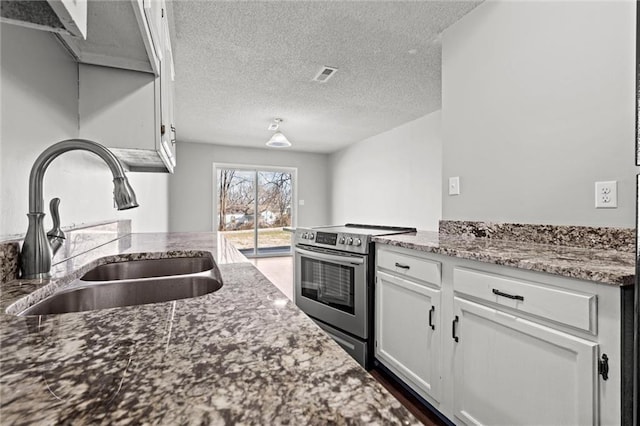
[266,131,292,148]
[266,118,292,148]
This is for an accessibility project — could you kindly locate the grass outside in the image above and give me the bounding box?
[221,227,292,250]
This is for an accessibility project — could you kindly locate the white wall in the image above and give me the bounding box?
[441,0,637,227]
[330,111,442,231]
[0,24,168,236]
[169,142,330,232]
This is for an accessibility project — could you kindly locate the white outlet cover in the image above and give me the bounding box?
[299,199,305,206]
[449,177,460,195]
[595,181,617,208]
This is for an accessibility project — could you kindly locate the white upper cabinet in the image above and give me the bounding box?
[77,0,175,173]
[55,0,164,75]
[1,0,87,39]
[1,1,166,75]
[158,5,176,168]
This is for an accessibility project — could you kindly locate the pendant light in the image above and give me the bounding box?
[266,118,292,148]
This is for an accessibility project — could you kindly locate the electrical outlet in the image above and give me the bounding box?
[449,177,460,195]
[595,181,617,208]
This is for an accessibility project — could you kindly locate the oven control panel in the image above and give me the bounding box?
[295,229,369,254]
[315,232,337,245]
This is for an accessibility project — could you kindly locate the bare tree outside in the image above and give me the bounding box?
[217,168,292,255]
[217,169,235,232]
[258,171,291,227]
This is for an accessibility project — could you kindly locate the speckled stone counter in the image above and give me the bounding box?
[0,233,417,425]
[374,229,635,286]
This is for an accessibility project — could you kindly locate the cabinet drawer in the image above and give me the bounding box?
[453,268,597,333]
[377,247,441,287]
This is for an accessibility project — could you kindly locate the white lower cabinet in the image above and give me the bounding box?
[376,270,442,402]
[452,296,599,426]
[375,244,624,426]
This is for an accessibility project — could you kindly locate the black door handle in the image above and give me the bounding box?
[395,262,410,270]
[492,288,524,301]
[428,306,435,330]
[452,315,459,342]
[599,354,609,380]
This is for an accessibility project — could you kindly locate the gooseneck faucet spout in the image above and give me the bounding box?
[21,139,139,279]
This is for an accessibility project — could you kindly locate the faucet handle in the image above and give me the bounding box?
[47,198,65,256]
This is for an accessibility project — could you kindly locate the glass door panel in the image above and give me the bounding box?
[216,169,256,256]
[257,171,292,255]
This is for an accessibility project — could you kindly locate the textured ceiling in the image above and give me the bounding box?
[172,1,482,153]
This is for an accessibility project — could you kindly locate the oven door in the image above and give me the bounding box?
[294,245,368,339]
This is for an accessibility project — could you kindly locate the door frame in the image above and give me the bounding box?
[212,162,298,257]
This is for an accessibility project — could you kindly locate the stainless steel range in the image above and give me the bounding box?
[294,224,416,368]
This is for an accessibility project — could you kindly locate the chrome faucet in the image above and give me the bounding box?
[20,139,139,279]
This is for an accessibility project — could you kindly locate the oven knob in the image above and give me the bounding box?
[339,237,345,244]
[354,238,362,247]
[309,233,315,240]
[302,233,308,239]
[346,237,353,245]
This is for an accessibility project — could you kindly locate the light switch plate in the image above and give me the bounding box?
[595,181,617,208]
[449,177,460,195]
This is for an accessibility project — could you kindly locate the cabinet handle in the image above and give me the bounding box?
[394,262,410,270]
[492,288,524,301]
[599,354,609,381]
[428,306,435,330]
[452,315,459,342]
[171,125,177,145]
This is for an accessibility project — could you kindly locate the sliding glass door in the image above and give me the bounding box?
[216,166,294,257]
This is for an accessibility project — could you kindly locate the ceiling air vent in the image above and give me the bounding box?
[313,66,338,83]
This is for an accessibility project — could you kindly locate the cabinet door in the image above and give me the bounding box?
[376,271,441,402]
[143,0,164,61]
[453,297,599,426]
[159,11,175,168]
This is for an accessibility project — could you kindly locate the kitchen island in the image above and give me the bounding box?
[0,232,417,425]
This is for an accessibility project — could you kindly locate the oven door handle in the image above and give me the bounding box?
[295,247,365,265]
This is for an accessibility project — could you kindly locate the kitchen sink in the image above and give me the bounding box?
[20,275,222,316]
[17,255,223,316]
[81,256,214,281]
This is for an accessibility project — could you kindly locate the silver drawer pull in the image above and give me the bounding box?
[492,288,524,301]
[395,262,410,270]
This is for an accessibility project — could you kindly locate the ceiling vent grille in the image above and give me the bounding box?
[313,66,338,83]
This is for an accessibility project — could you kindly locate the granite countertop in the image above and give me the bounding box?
[0,233,417,425]
[373,230,635,286]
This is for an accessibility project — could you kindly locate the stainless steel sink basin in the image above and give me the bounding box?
[20,275,222,316]
[17,255,223,316]
[81,256,214,281]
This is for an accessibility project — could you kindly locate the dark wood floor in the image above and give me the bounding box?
[370,368,448,426]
